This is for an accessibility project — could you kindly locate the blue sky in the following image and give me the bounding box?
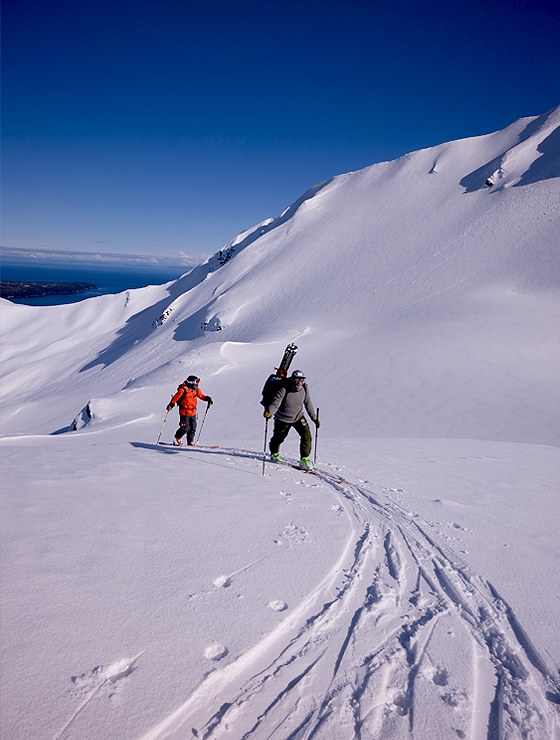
[2,0,559,266]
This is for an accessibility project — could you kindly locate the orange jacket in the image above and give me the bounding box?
[171,384,209,417]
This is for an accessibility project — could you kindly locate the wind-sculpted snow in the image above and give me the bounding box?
[78,180,333,370]
[1,108,559,739]
[461,105,560,191]
[1,107,559,442]
[140,452,559,740]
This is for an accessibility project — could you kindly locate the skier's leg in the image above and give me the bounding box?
[294,417,312,458]
[175,417,187,444]
[269,421,291,454]
[186,415,197,444]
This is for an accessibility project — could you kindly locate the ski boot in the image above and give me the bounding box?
[271,452,282,463]
[299,457,313,471]
[173,435,183,446]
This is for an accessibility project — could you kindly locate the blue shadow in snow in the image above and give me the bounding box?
[460,108,560,192]
[80,179,334,372]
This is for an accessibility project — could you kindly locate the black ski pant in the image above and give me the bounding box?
[175,415,197,444]
[269,417,312,459]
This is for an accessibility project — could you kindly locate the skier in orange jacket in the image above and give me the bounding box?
[167,375,213,446]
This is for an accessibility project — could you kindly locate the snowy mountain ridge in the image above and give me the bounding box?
[1,107,560,740]
[1,105,559,444]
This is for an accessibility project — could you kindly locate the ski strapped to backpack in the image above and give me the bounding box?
[260,343,298,408]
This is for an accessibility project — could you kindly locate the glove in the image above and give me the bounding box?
[166,403,174,411]
[206,397,213,406]
[263,410,272,419]
[313,418,321,428]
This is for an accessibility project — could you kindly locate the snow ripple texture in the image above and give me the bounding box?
[140,463,559,740]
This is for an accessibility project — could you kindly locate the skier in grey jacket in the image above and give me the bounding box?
[263,369,320,470]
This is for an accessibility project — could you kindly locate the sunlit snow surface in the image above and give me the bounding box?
[1,107,559,739]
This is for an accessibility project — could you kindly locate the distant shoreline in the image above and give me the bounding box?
[0,281,98,300]
[0,263,187,305]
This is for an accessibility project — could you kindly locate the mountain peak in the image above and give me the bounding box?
[1,108,559,445]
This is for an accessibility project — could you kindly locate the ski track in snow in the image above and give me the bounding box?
[139,447,560,740]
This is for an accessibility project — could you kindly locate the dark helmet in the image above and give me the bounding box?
[186,375,200,385]
[291,370,306,381]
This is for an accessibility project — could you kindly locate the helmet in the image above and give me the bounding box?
[291,370,306,380]
[186,375,200,384]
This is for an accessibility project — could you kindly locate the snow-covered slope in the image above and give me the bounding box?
[1,106,559,444]
[1,108,559,740]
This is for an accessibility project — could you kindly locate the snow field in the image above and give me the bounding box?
[0,431,349,739]
[2,430,558,738]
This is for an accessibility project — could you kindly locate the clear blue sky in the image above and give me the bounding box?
[2,0,559,264]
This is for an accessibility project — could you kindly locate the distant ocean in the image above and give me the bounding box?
[0,262,190,306]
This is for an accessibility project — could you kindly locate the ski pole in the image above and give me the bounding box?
[196,403,211,444]
[262,417,269,476]
[156,410,169,444]
[314,407,320,464]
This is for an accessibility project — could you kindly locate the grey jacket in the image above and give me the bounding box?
[268,381,316,423]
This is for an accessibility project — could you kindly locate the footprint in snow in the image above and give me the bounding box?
[431,667,449,686]
[274,523,309,546]
[391,692,409,716]
[70,665,105,698]
[442,687,469,709]
[268,600,288,611]
[449,522,473,533]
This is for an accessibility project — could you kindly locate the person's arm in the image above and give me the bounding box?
[198,388,213,405]
[304,386,317,422]
[168,387,184,409]
[267,386,286,417]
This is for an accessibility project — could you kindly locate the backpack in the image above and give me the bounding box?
[173,383,199,405]
[259,343,299,408]
[260,374,287,408]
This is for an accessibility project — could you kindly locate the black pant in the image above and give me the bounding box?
[175,415,197,444]
[269,417,312,458]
